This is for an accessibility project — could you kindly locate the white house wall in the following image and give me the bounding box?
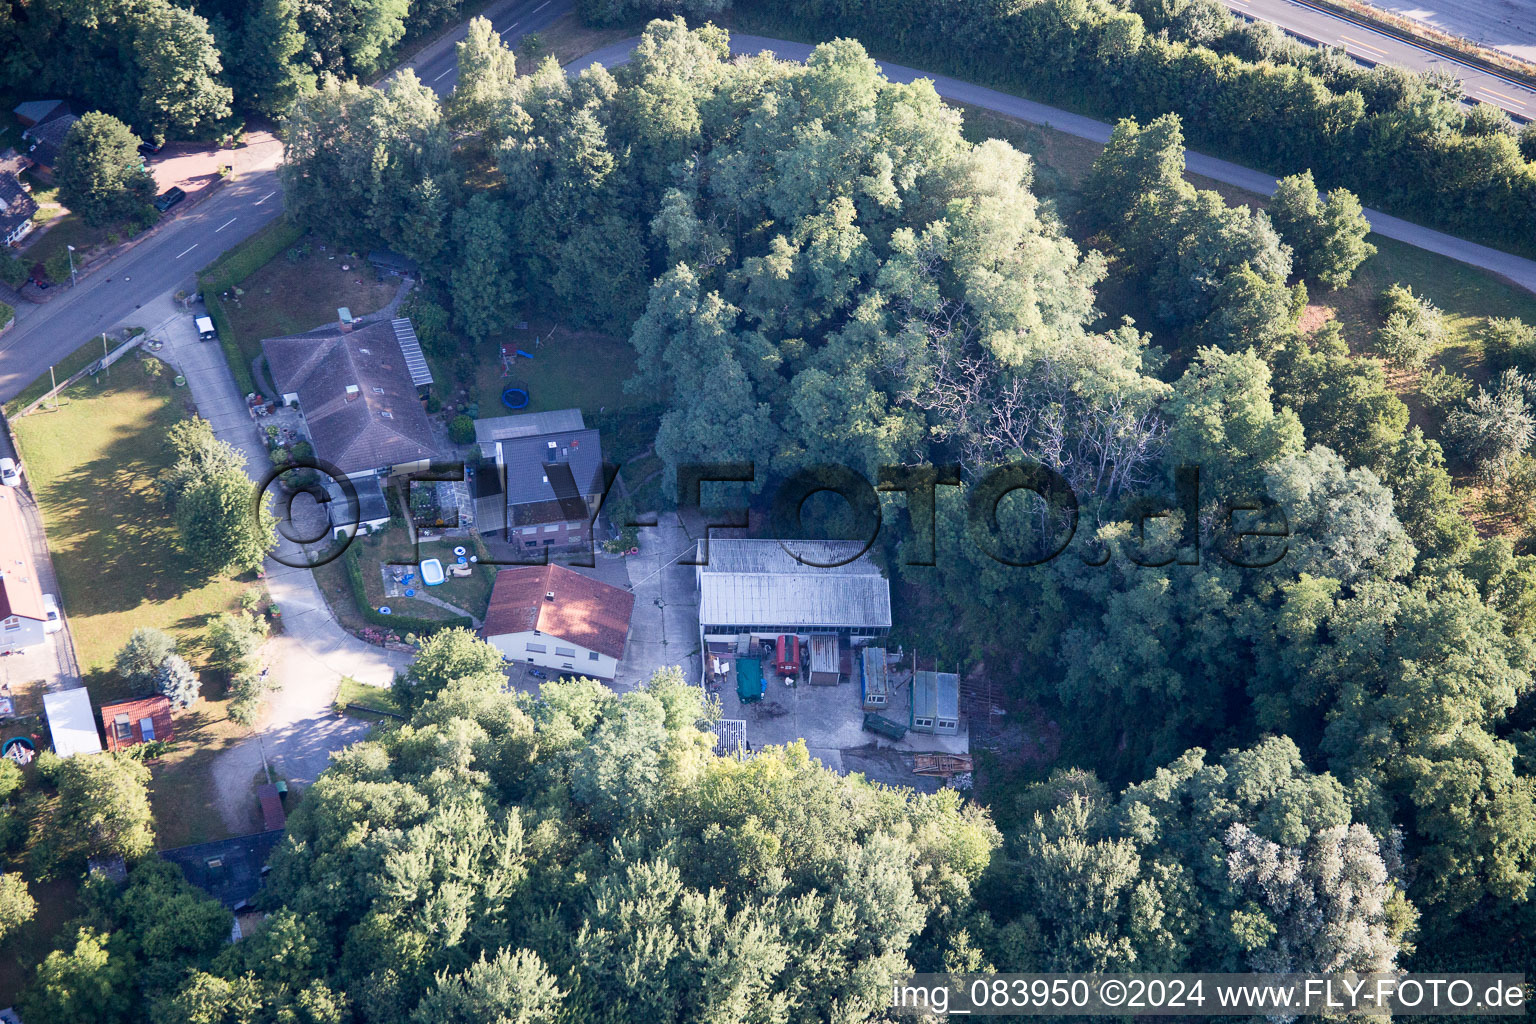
[486,629,618,680]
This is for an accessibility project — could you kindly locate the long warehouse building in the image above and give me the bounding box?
[696,538,892,673]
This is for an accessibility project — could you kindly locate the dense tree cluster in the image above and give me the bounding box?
[708,0,1536,255]
[16,658,997,1023]
[161,417,276,577]
[54,112,158,229]
[20,18,1533,1010]
[0,0,467,138]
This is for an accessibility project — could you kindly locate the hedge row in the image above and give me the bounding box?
[198,217,307,294]
[342,544,474,636]
[716,0,1536,258]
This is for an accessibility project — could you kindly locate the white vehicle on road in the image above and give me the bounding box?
[42,594,62,634]
[0,458,19,487]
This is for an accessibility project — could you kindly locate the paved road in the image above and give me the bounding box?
[576,33,1536,296]
[1364,0,1536,66]
[399,0,571,92]
[1218,0,1535,119]
[0,164,286,400]
[0,5,565,406]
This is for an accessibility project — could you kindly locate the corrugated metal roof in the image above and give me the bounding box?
[912,671,959,719]
[475,408,585,446]
[698,539,891,629]
[810,634,838,672]
[44,688,102,758]
[862,647,889,696]
[391,318,433,388]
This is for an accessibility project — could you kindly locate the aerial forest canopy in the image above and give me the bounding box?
[16,17,1534,1021]
[274,10,1533,972]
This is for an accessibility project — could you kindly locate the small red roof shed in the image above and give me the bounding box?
[99,695,174,752]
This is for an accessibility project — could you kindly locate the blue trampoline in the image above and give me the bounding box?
[501,386,530,410]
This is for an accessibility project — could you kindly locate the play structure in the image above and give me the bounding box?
[2,736,34,765]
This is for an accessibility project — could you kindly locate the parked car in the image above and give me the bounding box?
[42,594,61,634]
[153,187,185,213]
[137,140,164,157]
[0,458,19,487]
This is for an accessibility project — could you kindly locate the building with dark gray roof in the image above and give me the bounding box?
[21,111,77,183]
[262,316,441,479]
[477,408,606,552]
[474,408,586,458]
[160,829,284,910]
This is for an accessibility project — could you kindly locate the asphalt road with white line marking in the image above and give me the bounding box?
[1220,0,1535,119]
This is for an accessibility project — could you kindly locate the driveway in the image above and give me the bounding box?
[615,515,701,691]
[150,294,409,833]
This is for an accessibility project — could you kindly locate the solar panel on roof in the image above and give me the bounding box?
[392,318,434,388]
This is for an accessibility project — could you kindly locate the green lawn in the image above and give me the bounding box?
[3,334,117,417]
[11,360,250,680]
[10,359,266,850]
[336,676,406,717]
[218,244,401,385]
[431,319,645,423]
[313,527,496,629]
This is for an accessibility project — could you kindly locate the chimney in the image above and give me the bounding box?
[545,592,555,601]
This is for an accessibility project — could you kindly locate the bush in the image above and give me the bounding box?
[1445,370,1536,483]
[44,251,73,285]
[1484,317,1536,375]
[207,611,267,674]
[1374,284,1444,371]
[228,668,269,727]
[1419,368,1472,415]
[153,654,202,708]
[0,256,26,289]
[1376,313,1435,371]
[115,628,176,688]
[449,415,476,444]
[0,301,13,328]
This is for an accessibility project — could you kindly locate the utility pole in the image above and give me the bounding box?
[48,365,56,410]
[102,333,109,377]
[66,244,76,287]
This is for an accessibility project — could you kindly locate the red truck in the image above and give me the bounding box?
[774,634,800,679]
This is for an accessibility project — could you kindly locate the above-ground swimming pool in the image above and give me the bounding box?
[420,559,445,586]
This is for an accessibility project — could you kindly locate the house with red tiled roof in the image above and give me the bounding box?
[481,564,634,680]
[0,489,49,653]
[99,694,174,752]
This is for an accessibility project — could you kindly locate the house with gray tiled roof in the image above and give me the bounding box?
[261,316,440,480]
[0,150,37,248]
[21,109,78,183]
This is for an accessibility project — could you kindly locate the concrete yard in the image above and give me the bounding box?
[709,651,969,788]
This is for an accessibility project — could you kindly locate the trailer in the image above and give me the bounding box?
[736,656,765,704]
[774,634,800,679]
[860,646,889,709]
[862,712,908,740]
